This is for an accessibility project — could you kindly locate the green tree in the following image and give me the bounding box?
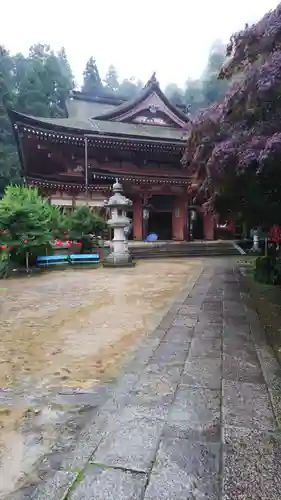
[119,77,142,98]
[51,47,75,115]
[0,46,21,190]
[82,56,102,95]
[184,79,204,115]
[214,163,281,232]
[104,64,119,92]
[201,40,228,106]
[67,205,106,239]
[181,40,229,115]
[165,83,185,108]
[0,186,56,273]
[65,205,106,253]
[15,44,74,117]
[0,44,74,191]
[15,56,50,116]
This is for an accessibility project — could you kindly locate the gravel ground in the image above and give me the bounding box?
[0,259,203,498]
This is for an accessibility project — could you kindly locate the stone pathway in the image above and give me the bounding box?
[14,262,281,499]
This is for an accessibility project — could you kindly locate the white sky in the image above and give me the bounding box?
[1,0,280,88]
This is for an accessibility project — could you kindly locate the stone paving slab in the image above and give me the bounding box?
[162,325,194,343]
[148,341,189,366]
[29,471,77,500]
[222,380,276,430]
[69,466,147,500]
[194,321,223,338]
[166,386,221,434]
[143,438,220,500]
[202,300,223,311]
[223,320,251,340]
[91,415,164,472]
[131,364,182,403]
[188,336,221,358]
[223,352,264,384]
[224,299,246,316]
[181,357,222,389]
[162,421,221,443]
[48,413,108,471]
[199,311,223,324]
[177,305,200,316]
[15,262,281,499]
[223,336,256,355]
[172,315,198,328]
[183,295,205,307]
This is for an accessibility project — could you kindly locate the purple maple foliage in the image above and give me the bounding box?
[183,3,281,187]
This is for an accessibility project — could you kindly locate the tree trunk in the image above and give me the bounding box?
[25,251,29,272]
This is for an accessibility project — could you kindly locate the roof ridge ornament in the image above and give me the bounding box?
[145,72,159,88]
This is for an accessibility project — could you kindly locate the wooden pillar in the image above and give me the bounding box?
[204,212,215,240]
[183,199,189,241]
[133,198,142,240]
[172,197,188,241]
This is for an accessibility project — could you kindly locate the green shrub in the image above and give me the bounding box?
[0,259,10,278]
[273,258,281,285]
[66,206,107,241]
[10,243,54,267]
[254,255,281,285]
[0,187,107,276]
[80,236,93,253]
[254,256,276,284]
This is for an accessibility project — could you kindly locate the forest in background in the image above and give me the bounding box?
[0,39,228,190]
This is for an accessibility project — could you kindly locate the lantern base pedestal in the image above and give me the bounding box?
[103,251,135,268]
[103,261,136,268]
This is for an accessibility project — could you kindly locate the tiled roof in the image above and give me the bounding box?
[9,76,190,143]
[66,98,117,119]
[9,110,188,143]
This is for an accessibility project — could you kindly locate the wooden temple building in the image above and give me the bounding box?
[9,74,214,241]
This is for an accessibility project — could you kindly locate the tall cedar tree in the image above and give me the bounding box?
[82,57,102,95]
[0,44,74,191]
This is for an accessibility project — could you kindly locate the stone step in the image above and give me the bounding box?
[130,242,240,259]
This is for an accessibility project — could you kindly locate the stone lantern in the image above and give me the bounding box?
[250,228,261,253]
[104,179,133,266]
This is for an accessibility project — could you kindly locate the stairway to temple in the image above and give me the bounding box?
[129,240,242,260]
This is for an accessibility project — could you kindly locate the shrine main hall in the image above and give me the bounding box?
[9,75,214,241]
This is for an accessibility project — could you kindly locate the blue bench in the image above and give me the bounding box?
[37,253,100,267]
[37,255,68,266]
[69,253,100,264]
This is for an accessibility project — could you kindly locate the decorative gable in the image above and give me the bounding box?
[133,115,169,126]
[94,74,189,129]
[112,91,186,128]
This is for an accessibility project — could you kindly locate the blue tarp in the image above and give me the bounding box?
[145,233,158,242]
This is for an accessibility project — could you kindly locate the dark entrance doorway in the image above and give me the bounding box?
[148,212,173,240]
[147,195,174,240]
